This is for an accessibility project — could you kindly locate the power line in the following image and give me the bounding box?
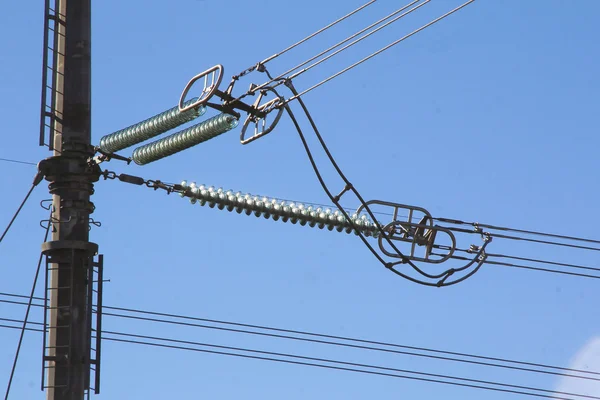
[4,153,600,256]
[4,151,591,253]
[98,309,600,383]
[0,158,37,166]
[0,171,43,245]
[485,259,600,280]
[486,252,600,274]
[99,330,597,400]
[252,0,429,96]
[1,292,598,381]
[0,320,593,400]
[4,211,51,400]
[245,0,376,70]
[284,0,476,103]
[436,217,600,246]
[435,252,600,280]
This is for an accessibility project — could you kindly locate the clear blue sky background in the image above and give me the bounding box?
[1,0,599,398]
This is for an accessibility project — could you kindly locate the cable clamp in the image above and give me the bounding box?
[101,170,117,180]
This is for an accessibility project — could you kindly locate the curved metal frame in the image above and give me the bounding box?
[378,221,456,264]
[179,65,224,113]
[386,235,491,287]
[240,88,285,145]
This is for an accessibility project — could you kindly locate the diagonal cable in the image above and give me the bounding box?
[4,210,51,400]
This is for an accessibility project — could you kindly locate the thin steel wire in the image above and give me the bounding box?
[5,158,598,254]
[483,232,600,252]
[2,294,599,380]
[434,252,600,280]
[436,218,600,246]
[98,331,596,400]
[486,252,600,274]
[4,210,51,400]
[286,0,429,82]
[98,309,600,383]
[250,0,427,95]
[4,319,588,399]
[285,0,476,103]
[0,183,39,245]
[485,259,600,280]
[0,158,37,166]
[283,81,487,286]
[259,1,377,66]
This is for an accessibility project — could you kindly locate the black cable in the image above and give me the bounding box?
[2,292,598,380]
[2,304,598,398]
[485,259,600,280]
[0,158,36,166]
[436,217,600,246]
[282,81,488,286]
[441,225,600,252]
[487,232,600,252]
[486,252,600,274]
[0,172,43,245]
[2,319,587,399]
[0,317,44,326]
[433,252,600,280]
[98,309,600,383]
[4,209,50,400]
[99,330,594,400]
[447,247,600,277]
[0,323,44,333]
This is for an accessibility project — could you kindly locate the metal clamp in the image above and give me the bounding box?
[179,65,224,113]
[378,221,456,264]
[356,200,456,264]
[240,89,284,145]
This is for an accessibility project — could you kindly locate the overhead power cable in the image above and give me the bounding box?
[1,292,598,382]
[4,210,51,400]
[437,251,600,280]
[0,171,44,245]
[0,319,594,400]
[235,0,377,78]
[436,217,600,246]
[99,330,597,400]
[284,0,475,103]
[248,0,430,97]
[485,259,600,280]
[3,155,598,259]
[98,309,600,384]
[101,167,600,282]
[0,158,37,166]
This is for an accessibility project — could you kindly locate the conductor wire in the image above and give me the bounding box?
[285,0,476,103]
[1,293,599,380]
[4,210,51,400]
[236,0,377,77]
[282,90,480,286]
[98,331,600,400]
[435,218,600,246]
[248,0,428,96]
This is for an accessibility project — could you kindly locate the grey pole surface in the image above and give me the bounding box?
[39,0,100,399]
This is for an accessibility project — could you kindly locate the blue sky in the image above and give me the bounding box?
[1,0,599,398]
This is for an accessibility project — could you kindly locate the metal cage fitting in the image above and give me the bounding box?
[240,88,285,144]
[356,200,456,264]
[179,65,224,113]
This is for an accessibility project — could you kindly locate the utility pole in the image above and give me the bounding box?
[38,0,100,399]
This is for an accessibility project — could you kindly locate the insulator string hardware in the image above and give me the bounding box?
[98,98,206,153]
[175,0,474,145]
[90,1,475,164]
[100,169,492,286]
[131,113,239,165]
[179,181,380,236]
